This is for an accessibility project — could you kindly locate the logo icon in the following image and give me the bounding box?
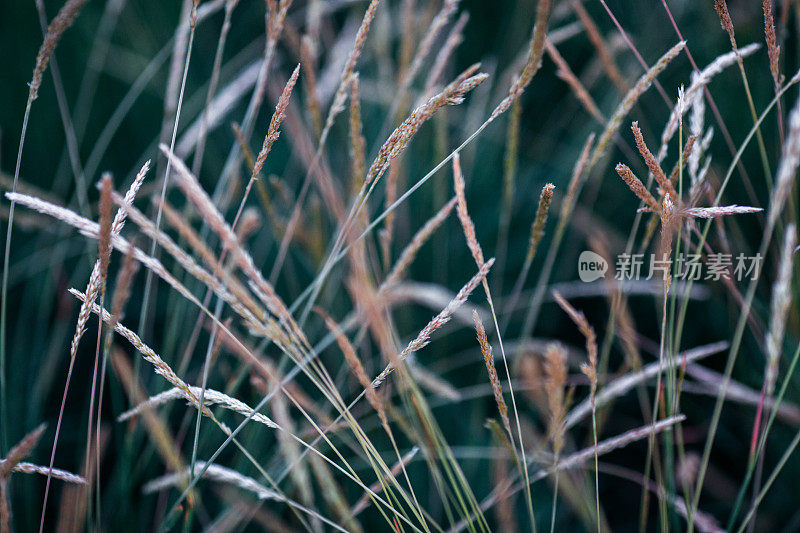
[578,251,608,282]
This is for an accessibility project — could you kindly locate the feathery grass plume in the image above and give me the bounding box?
[364,66,488,189]
[768,98,800,231]
[452,153,484,266]
[473,311,510,436]
[4,463,85,484]
[232,63,299,239]
[592,40,686,167]
[117,386,279,429]
[563,341,728,430]
[572,1,627,93]
[658,43,760,164]
[348,74,367,193]
[109,191,263,327]
[0,424,46,478]
[544,343,568,455]
[372,259,494,388]
[765,224,797,395]
[160,146,308,352]
[65,160,149,362]
[544,341,567,533]
[631,121,676,200]
[253,65,299,179]
[322,0,380,141]
[764,0,782,88]
[144,461,280,502]
[615,163,660,213]
[320,311,387,428]
[69,289,211,418]
[659,194,675,294]
[158,200,222,278]
[526,183,555,263]
[678,205,762,218]
[545,40,605,124]
[714,0,737,48]
[29,0,90,100]
[490,0,552,118]
[381,197,457,289]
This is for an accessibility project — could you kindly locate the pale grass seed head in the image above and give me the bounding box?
[544,343,567,455]
[526,183,555,263]
[473,310,510,435]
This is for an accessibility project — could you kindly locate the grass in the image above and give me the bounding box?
[1,0,799,531]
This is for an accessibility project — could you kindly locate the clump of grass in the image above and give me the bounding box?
[5,1,800,531]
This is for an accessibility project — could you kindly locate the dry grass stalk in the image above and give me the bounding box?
[658,43,759,164]
[631,121,677,200]
[768,96,800,230]
[615,163,659,213]
[532,415,686,483]
[490,0,552,119]
[161,146,308,352]
[678,205,762,218]
[381,197,457,289]
[0,424,46,478]
[109,191,262,328]
[452,153,484,266]
[765,224,797,395]
[572,1,627,93]
[544,343,567,455]
[97,175,113,287]
[526,183,555,263]
[253,64,300,179]
[659,194,676,294]
[143,461,280,502]
[323,0,381,140]
[4,462,85,484]
[564,342,728,430]
[764,0,782,87]
[118,386,278,429]
[381,161,401,271]
[69,288,212,418]
[714,0,737,49]
[545,40,605,124]
[593,41,686,167]
[29,0,90,100]
[365,66,488,189]
[349,74,367,193]
[61,160,149,362]
[320,311,387,428]
[372,258,494,387]
[473,311,510,436]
